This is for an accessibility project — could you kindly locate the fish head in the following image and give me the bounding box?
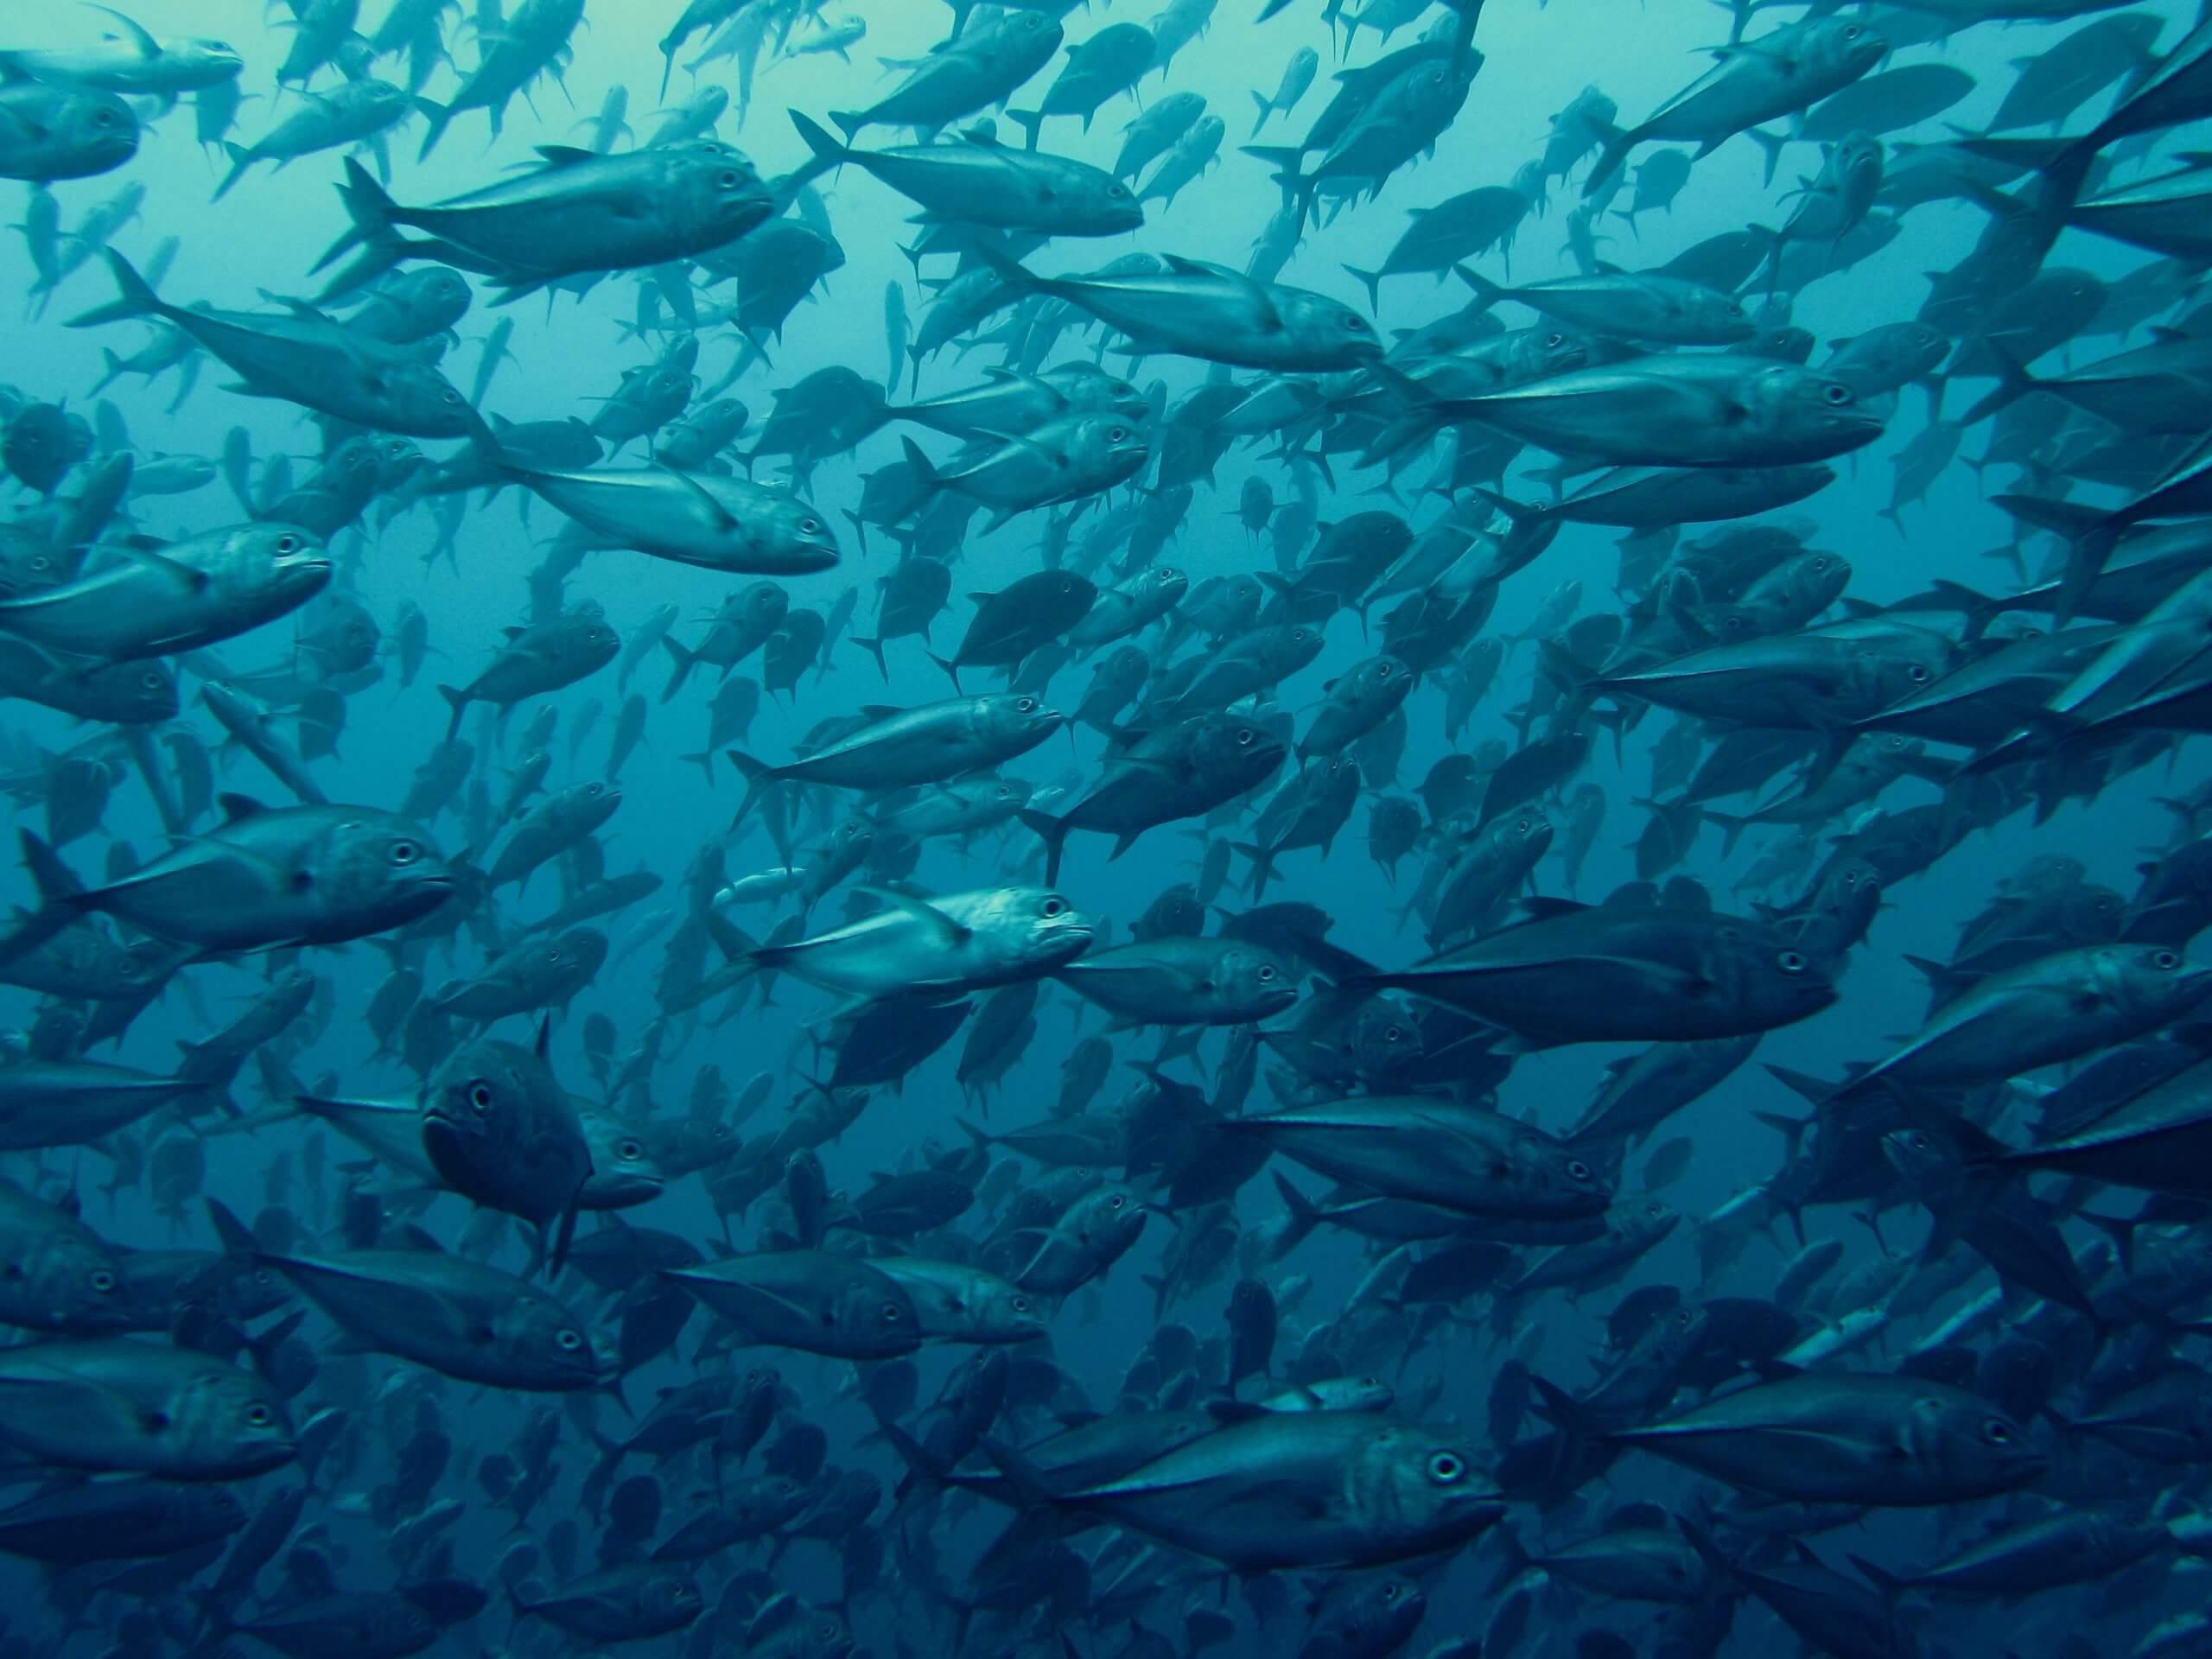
[973,1274,1049,1343]
[742,580,791,626]
[1808,18,1889,83]
[833,1267,920,1356]
[1228,945,1301,1018]
[28,1226,135,1332]
[1879,1124,1964,1197]
[383,364,490,440]
[425,1038,541,1166]
[1619,1198,1679,1246]
[671,139,775,243]
[976,690,1065,749]
[1348,1423,1498,1555]
[1197,715,1288,787]
[213,522,331,605]
[55,90,140,173]
[82,658,181,723]
[1088,171,1147,233]
[975,885,1096,972]
[1724,919,1840,1028]
[1751,363,1887,458]
[1487,808,1554,861]
[764,493,840,572]
[374,436,426,489]
[178,1356,299,1475]
[2104,943,2212,1021]
[178,38,245,77]
[1068,1184,1148,1253]
[1280,289,1384,365]
[314,812,458,931]
[1905,1387,2048,1499]
[495,1287,604,1389]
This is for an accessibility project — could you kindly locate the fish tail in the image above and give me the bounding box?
[1955,340,2040,429]
[311,158,407,300]
[725,748,772,829]
[1270,1172,1323,1260]
[849,634,889,682]
[0,830,91,975]
[1007,108,1044,150]
[1745,126,1787,189]
[1342,264,1382,312]
[437,683,467,745]
[1249,91,1273,137]
[1581,114,1634,197]
[212,141,252,202]
[789,110,851,172]
[658,633,700,702]
[1017,807,1069,887]
[414,94,454,162]
[925,650,962,694]
[65,249,161,328]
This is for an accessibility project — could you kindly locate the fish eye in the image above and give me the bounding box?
[620,1139,643,1160]
[275,534,299,553]
[1013,1295,1032,1313]
[1908,664,1931,683]
[1425,1451,1465,1484]
[1017,696,1036,712]
[391,841,418,864]
[1109,1194,1127,1210]
[1109,182,1128,198]
[1383,1586,1402,1602]
[1108,426,1128,442]
[1777,950,1808,974]
[1822,383,1853,405]
[1544,332,1566,348]
[2156,950,2182,969]
[880,1303,902,1321]
[246,1403,274,1427]
[1675,1309,1694,1325]
[556,1328,583,1350]
[1236,728,1255,746]
[1385,1026,1401,1042]
[140,672,162,689]
[1040,896,1066,917]
[442,390,461,404]
[1376,664,1392,678]
[1567,1159,1592,1182]
[1843,23,1861,36]
[91,1270,115,1293]
[718,171,743,188]
[801,518,821,534]
[1257,964,1276,981]
[1982,1417,2013,1446]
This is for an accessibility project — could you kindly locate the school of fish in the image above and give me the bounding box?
[0,0,2210,1656]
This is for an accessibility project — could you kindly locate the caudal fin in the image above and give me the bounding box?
[659,634,701,702]
[724,749,775,830]
[0,830,92,974]
[437,683,468,745]
[1018,807,1071,886]
[849,634,890,682]
[65,250,162,329]
[310,157,409,300]
[1581,116,1636,197]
